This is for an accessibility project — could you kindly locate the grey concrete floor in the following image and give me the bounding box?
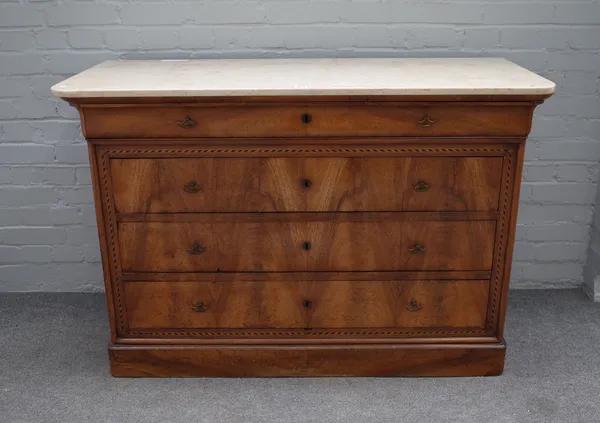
[1,289,599,423]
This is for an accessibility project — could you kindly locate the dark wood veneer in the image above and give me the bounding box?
[111,157,502,213]
[66,93,545,377]
[81,103,532,139]
[118,218,496,273]
[124,280,489,330]
[109,343,506,377]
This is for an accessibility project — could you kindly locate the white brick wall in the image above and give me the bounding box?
[0,0,599,292]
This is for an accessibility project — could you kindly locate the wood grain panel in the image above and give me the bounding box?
[123,280,489,330]
[111,157,503,213]
[109,343,506,377]
[83,103,532,138]
[118,217,496,272]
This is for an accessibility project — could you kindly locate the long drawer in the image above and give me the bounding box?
[82,103,532,138]
[124,280,490,330]
[118,216,496,272]
[111,157,503,213]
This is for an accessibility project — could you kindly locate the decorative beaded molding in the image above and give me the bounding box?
[486,147,514,332]
[99,149,127,334]
[128,328,489,338]
[104,146,509,158]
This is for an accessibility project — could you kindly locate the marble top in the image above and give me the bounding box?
[51,58,555,98]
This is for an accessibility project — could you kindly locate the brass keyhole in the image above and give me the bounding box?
[178,115,197,129]
[303,300,313,308]
[302,241,312,251]
[187,243,205,255]
[408,243,426,255]
[417,114,435,128]
[191,300,209,312]
[301,113,312,124]
[184,180,201,193]
[414,180,431,192]
[302,179,312,189]
[405,300,423,312]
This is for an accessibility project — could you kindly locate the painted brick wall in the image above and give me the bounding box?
[0,0,599,292]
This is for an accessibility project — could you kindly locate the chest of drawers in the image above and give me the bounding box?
[53,58,554,377]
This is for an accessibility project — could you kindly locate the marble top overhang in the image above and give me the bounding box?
[51,58,556,99]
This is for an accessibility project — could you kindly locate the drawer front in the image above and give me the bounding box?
[118,218,495,272]
[83,104,531,138]
[124,280,490,330]
[112,157,503,213]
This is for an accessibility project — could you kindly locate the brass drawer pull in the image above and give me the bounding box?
[417,114,435,128]
[187,243,205,255]
[302,178,312,189]
[405,299,422,312]
[301,113,312,124]
[303,300,313,309]
[409,243,426,255]
[414,180,432,192]
[302,241,312,251]
[191,300,209,312]
[178,115,196,129]
[183,180,201,193]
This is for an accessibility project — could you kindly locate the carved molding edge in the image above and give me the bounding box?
[127,328,489,338]
[100,149,127,334]
[102,145,509,158]
[486,146,514,332]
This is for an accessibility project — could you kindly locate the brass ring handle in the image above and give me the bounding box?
[302,241,312,251]
[405,300,422,312]
[301,113,312,124]
[183,180,201,193]
[408,243,426,255]
[187,243,205,255]
[191,300,209,312]
[178,115,196,129]
[414,180,432,192]
[417,114,436,128]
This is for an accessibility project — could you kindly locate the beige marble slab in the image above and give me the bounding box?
[51,58,555,98]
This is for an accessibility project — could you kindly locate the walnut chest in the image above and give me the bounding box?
[53,58,555,377]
